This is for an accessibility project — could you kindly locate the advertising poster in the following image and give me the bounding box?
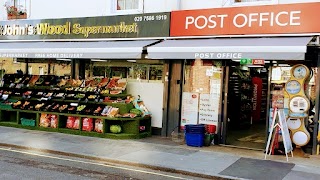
[181,92,199,127]
[198,93,219,126]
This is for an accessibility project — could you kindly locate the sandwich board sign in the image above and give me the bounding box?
[265,108,293,161]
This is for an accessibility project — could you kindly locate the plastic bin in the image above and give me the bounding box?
[205,125,217,134]
[21,118,36,127]
[185,133,204,147]
[185,124,205,134]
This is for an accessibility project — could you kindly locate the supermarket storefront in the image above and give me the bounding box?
[0,12,171,137]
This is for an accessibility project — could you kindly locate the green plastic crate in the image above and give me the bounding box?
[21,118,36,127]
[0,104,13,110]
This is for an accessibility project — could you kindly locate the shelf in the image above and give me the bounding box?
[0,103,151,140]
[6,108,147,121]
[6,99,134,115]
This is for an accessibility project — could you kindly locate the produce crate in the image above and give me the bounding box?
[21,118,36,127]
[0,105,12,110]
[185,133,204,147]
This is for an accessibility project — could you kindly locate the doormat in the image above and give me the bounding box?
[237,132,265,143]
[219,158,294,180]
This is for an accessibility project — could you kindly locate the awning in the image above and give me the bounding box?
[147,37,313,60]
[0,40,158,59]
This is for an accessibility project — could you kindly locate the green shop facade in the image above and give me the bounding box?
[0,12,173,139]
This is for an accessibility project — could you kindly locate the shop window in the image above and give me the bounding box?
[91,60,163,82]
[39,67,44,75]
[131,64,147,80]
[117,0,140,10]
[232,0,276,6]
[149,66,163,81]
[4,0,28,20]
[111,67,128,78]
[93,66,108,77]
[28,66,32,75]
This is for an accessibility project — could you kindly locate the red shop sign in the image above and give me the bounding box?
[252,59,265,65]
[170,2,320,36]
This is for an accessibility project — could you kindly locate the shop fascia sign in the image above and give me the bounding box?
[170,2,320,36]
[240,58,265,65]
[0,12,170,40]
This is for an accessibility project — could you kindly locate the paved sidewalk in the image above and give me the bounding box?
[0,126,320,180]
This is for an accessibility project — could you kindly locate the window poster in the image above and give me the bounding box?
[198,93,219,126]
[181,92,199,127]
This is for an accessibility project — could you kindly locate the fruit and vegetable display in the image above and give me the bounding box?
[82,118,93,132]
[66,116,80,129]
[58,104,68,112]
[28,75,40,86]
[98,78,109,87]
[110,125,122,134]
[54,93,65,98]
[51,103,60,111]
[76,105,86,112]
[23,91,32,96]
[67,106,76,112]
[100,89,109,95]
[2,75,129,98]
[40,113,50,127]
[40,113,58,128]
[74,93,86,99]
[94,119,104,133]
[132,96,151,117]
[0,74,152,137]
[45,92,54,98]
[87,95,97,100]
[35,103,45,110]
[100,106,120,117]
[12,101,22,108]
[93,106,103,114]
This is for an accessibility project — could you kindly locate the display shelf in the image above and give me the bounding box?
[0,76,150,140]
[105,133,140,139]
[0,107,151,139]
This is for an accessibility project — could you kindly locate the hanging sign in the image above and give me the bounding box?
[240,58,252,65]
[240,59,265,65]
[252,59,265,65]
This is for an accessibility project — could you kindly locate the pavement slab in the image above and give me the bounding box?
[1,126,320,180]
[219,157,295,180]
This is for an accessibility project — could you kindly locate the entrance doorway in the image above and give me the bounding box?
[225,64,269,150]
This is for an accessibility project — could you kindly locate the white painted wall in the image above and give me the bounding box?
[127,82,164,128]
[180,0,224,10]
[29,0,109,19]
[1,0,320,20]
[144,0,179,13]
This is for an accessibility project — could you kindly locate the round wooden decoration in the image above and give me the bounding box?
[291,65,309,79]
[289,96,310,113]
[285,80,301,95]
[287,118,302,130]
[292,131,310,146]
